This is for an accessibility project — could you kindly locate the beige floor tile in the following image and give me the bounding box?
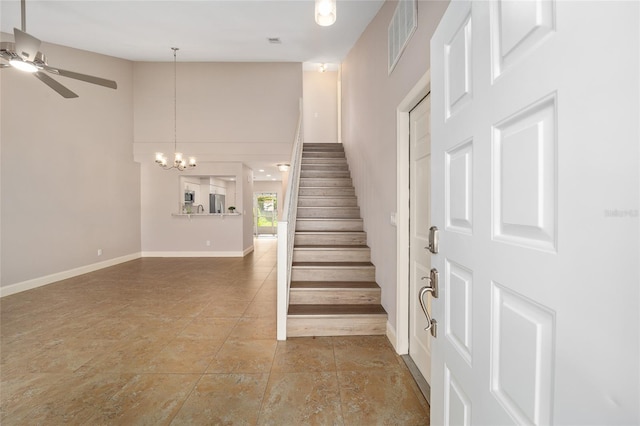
[90,373,200,424]
[229,317,277,341]
[0,239,430,424]
[200,299,252,317]
[178,317,238,340]
[2,371,133,425]
[258,371,344,426]
[25,338,117,373]
[333,336,403,371]
[271,337,336,373]
[145,338,223,374]
[171,373,269,425]
[77,337,169,373]
[338,368,430,426]
[207,339,277,374]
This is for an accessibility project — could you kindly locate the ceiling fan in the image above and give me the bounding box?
[0,0,117,98]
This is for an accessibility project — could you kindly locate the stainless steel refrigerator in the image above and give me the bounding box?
[210,194,225,213]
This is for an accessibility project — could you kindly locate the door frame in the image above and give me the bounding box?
[392,70,431,354]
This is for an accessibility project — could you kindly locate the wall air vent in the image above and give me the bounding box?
[388,0,417,74]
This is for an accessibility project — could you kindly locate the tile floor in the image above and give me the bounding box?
[0,238,430,425]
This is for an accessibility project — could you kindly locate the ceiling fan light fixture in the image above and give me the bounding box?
[9,58,37,72]
[315,0,336,26]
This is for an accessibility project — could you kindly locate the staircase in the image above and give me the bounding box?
[287,143,387,337]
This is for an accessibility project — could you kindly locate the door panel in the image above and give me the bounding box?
[409,95,432,384]
[431,1,639,424]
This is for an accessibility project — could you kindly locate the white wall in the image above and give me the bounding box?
[303,71,338,143]
[341,1,449,330]
[141,162,252,255]
[132,62,302,165]
[0,35,140,290]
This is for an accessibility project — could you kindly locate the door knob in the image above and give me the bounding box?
[419,269,440,338]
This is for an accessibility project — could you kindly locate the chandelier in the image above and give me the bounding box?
[155,47,196,170]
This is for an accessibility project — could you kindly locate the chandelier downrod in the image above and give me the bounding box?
[155,47,196,171]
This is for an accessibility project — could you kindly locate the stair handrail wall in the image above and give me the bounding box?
[277,98,304,340]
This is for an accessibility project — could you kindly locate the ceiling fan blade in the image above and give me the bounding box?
[44,65,117,89]
[34,71,78,98]
[0,64,10,68]
[13,28,41,61]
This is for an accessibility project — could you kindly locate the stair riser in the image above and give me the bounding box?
[287,316,386,337]
[303,144,344,150]
[293,249,371,262]
[301,171,351,178]
[289,289,380,305]
[295,233,367,245]
[297,197,358,207]
[300,178,352,187]
[298,188,355,196]
[292,267,375,282]
[301,164,349,171]
[295,220,363,232]
[297,207,360,218]
[302,152,345,158]
[301,157,347,163]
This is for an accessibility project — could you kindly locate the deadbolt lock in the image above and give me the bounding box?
[426,226,439,254]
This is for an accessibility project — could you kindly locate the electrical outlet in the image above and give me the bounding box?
[97,249,103,256]
[206,240,211,246]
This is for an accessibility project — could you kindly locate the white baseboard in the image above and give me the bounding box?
[141,251,247,257]
[0,252,141,298]
[387,320,401,354]
[2,247,258,298]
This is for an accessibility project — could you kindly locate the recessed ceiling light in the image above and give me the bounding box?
[272,178,277,181]
[267,37,281,44]
[266,174,271,177]
[259,169,265,172]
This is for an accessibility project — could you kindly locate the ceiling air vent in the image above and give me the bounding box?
[388,0,417,74]
[267,37,282,44]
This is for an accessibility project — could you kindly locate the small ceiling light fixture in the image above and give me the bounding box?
[278,163,291,172]
[318,63,327,73]
[9,58,38,72]
[315,0,336,26]
[155,47,196,171]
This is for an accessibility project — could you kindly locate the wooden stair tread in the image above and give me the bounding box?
[294,245,369,249]
[292,262,373,267]
[288,304,386,316]
[296,218,362,221]
[291,281,379,289]
[295,231,365,234]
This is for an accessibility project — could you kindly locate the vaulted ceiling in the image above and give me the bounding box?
[0,0,384,66]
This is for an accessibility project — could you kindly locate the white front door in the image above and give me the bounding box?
[430,1,639,424]
[409,94,432,384]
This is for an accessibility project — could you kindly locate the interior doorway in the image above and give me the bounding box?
[254,192,278,237]
[394,71,431,403]
[408,93,432,389]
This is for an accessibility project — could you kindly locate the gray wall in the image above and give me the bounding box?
[0,36,140,289]
[134,62,302,254]
[133,62,303,165]
[341,0,449,330]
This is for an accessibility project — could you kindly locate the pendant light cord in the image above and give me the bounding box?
[172,47,178,154]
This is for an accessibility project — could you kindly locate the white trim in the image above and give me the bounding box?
[395,70,431,355]
[386,320,399,353]
[141,250,249,258]
[0,252,141,298]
